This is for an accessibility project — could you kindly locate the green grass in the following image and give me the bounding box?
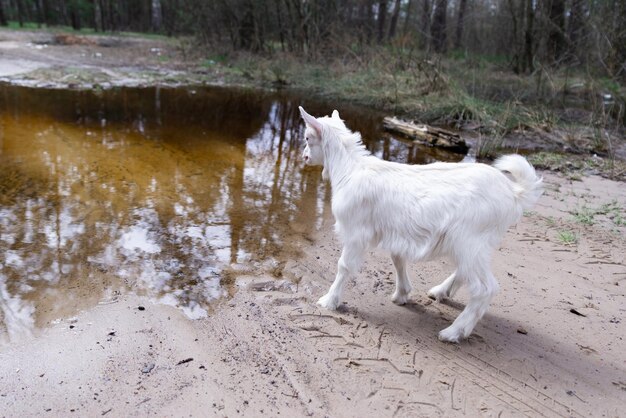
[262,55,557,139]
[545,216,557,227]
[449,50,510,67]
[4,21,42,30]
[3,20,101,34]
[528,152,626,180]
[557,230,578,245]
[215,49,622,164]
[599,77,622,94]
[571,206,596,225]
[528,152,572,170]
[570,201,626,226]
[599,201,626,226]
[2,21,171,41]
[202,54,228,66]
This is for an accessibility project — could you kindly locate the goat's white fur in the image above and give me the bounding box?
[299,106,543,343]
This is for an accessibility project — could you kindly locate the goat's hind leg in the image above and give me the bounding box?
[438,267,499,343]
[428,270,462,302]
[317,243,364,310]
[391,254,412,305]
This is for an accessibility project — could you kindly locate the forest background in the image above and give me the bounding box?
[1,0,624,162]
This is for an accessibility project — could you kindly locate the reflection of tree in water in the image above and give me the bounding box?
[0,271,35,343]
[81,87,279,318]
[0,166,38,341]
[229,99,325,265]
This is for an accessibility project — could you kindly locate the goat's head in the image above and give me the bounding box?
[299,106,342,167]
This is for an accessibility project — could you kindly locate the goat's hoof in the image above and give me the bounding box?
[438,327,462,343]
[427,286,447,302]
[317,294,339,310]
[391,292,409,305]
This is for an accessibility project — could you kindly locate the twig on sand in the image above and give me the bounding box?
[451,378,461,410]
[136,398,151,407]
[376,327,387,358]
[394,400,442,416]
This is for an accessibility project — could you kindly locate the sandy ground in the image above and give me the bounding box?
[1,29,625,417]
[0,29,202,87]
[1,171,625,417]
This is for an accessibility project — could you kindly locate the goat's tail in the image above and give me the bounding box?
[494,154,544,210]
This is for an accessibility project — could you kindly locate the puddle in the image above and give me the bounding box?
[0,85,463,342]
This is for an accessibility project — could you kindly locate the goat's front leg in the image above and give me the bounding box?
[317,244,364,310]
[391,254,412,305]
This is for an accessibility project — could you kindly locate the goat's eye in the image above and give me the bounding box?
[305,137,309,142]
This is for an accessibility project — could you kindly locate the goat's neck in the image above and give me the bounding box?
[322,137,358,189]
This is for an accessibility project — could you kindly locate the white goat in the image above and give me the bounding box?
[299,106,543,343]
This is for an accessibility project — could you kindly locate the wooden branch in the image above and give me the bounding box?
[382,117,468,153]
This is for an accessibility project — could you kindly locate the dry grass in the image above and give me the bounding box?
[208,47,624,162]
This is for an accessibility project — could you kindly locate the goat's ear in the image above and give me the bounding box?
[299,106,323,137]
[332,109,340,120]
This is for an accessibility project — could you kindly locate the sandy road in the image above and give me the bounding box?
[1,171,624,417]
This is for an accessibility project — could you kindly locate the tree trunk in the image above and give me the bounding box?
[290,0,308,53]
[41,0,51,26]
[507,0,521,73]
[454,0,467,49]
[431,0,447,53]
[366,0,375,44]
[239,1,255,50]
[33,0,44,28]
[611,0,626,79]
[93,0,102,31]
[545,0,565,65]
[0,2,7,26]
[523,0,535,72]
[383,117,468,153]
[151,0,162,32]
[16,0,25,27]
[68,0,81,30]
[402,0,414,36]
[102,0,109,31]
[377,1,388,43]
[567,0,585,62]
[59,0,70,27]
[421,0,431,49]
[108,0,117,31]
[275,0,286,52]
[388,0,401,39]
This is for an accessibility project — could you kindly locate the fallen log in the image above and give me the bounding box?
[382,116,468,153]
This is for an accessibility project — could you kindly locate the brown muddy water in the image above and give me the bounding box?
[0,85,463,342]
